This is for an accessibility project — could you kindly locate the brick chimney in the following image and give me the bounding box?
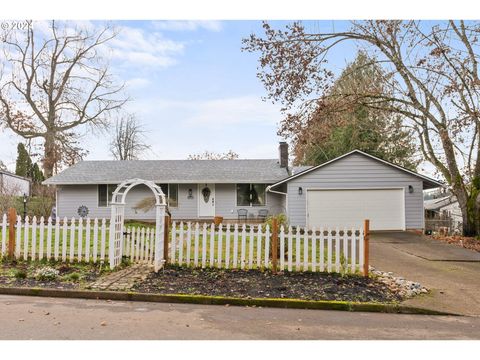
[279,142,288,168]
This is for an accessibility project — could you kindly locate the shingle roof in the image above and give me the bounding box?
[43,159,289,185]
[424,195,458,211]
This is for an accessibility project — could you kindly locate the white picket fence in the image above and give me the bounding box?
[1,214,366,274]
[0,214,154,264]
[168,222,365,273]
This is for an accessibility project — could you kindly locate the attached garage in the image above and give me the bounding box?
[306,188,405,230]
[267,150,443,231]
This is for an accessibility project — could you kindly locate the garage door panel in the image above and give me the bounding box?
[307,189,405,231]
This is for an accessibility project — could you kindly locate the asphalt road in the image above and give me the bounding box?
[1,294,479,340]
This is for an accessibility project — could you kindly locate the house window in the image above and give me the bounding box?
[236,184,267,206]
[98,184,117,207]
[157,184,178,208]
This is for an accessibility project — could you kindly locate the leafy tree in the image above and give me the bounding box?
[243,21,480,236]
[292,52,419,170]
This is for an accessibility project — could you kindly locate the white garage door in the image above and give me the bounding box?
[307,189,405,231]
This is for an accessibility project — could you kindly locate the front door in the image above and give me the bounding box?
[198,183,215,217]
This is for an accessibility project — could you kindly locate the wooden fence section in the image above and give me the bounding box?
[167,221,366,274]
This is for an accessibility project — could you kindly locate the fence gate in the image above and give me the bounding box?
[109,178,166,270]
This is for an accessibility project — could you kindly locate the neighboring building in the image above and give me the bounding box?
[0,169,31,196]
[424,195,462,233]
[44,146,443,231]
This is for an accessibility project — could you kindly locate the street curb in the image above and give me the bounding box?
[0,286,457,315]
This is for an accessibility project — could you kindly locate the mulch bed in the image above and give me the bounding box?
[0,260,106,290]
[430,235,480,252]
[132,266,402,303]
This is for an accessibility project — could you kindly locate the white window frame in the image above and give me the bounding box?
[97,184,117,208]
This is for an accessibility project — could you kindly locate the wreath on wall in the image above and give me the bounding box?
[201,186,211,203]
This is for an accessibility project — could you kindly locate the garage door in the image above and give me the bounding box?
[307,189,405,230]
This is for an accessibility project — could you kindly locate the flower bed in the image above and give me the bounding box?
[0,259,112,289]
[132,265,404,303]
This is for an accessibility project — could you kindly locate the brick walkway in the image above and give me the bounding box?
[87,263,153,291]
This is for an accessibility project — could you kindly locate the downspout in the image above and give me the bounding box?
[266,185,288,215]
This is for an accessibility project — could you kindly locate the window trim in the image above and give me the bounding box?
[97,184,117,208]
[235,183,268,207]
[156,183,179,208]
[167,183,178,208]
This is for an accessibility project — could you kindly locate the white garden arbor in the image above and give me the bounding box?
[109,178,167,271]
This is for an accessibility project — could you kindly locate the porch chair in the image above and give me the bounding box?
[257,209,268,221]
[237,209,248,222]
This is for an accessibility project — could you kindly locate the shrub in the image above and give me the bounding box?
[13,269,27,279]
[263,213,289,230]
[66,272,80,281]
[33,266,59,281]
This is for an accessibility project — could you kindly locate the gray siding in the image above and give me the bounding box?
[57,183,284,221]
[0,173,30,196]
[286,153,424,229]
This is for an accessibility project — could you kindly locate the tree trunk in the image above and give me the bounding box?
[455,187,479,237]
[43,133,56,179]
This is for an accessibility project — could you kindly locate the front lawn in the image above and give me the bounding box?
[132,265,402,303]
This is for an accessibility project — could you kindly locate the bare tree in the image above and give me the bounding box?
[0,20,127,177]
[110,114,151,160]
[243,20,480,236]
[187,150,239,160]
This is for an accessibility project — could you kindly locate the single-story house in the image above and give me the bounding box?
[424,195,462,232]
[43,144,443,231]
[0,169,31,196]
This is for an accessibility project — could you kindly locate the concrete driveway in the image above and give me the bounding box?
[370,231,480,316]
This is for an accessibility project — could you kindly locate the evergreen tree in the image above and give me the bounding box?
[15,143,44,183]
[31,163,45,183]
[15,143,32,177]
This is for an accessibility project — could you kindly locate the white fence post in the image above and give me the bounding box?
[1,214,6,256]
[46,217,53,260]
[201,223,207,268]
[311,227,316,272]
[233,224,239,269]
[194,222,200,267]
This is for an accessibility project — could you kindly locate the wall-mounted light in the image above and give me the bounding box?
[408,185,414,193]
[187,188,193,199]
[298,187,303,195]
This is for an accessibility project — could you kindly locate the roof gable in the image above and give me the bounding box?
[268,150,444,190]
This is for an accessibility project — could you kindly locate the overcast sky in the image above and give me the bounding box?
[0,20,360,171]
